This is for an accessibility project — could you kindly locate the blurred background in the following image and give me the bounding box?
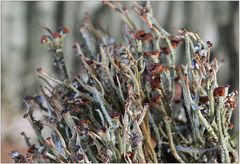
[1,1,239,162]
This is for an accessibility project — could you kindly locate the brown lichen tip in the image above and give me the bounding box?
[40,35,50,44]
[109,111,120,119]
[126,151,134,161]
[58,26,69,34]
[226,96,237,109]
[150,76,161,89]
[160,47,170,54]
[147,63,167,76]
[78,119,90,126]
[178,28,187,35]
[134,30,153,42]
[52,32,62,39]
[213,85,230,97]
[98,126,107,133]
[170,36,183,48]
[207,41,213,48]
[199,96,209,103]
[23,95,34,102]
[150,95,161,106]
[27,144,36,154]
[23,113,29,118]
[144,50,161,57]
[229,123,234,129]
[37,68,43,73]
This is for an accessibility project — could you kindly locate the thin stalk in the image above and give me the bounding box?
[148,112,162,158]
[216,98,230,163]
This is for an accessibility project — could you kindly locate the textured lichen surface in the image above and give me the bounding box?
[10,2,238,163]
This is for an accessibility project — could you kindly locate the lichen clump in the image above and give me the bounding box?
[10,2,238,163]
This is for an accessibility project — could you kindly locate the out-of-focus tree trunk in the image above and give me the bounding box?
[214,1,239,136]
[2,2,28,161]
[63,2,80,75]
[2,2,27,113]
[215,2,239,91]
[2,2,58,160]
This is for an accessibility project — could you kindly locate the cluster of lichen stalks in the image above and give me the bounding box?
[10,2,238,163]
